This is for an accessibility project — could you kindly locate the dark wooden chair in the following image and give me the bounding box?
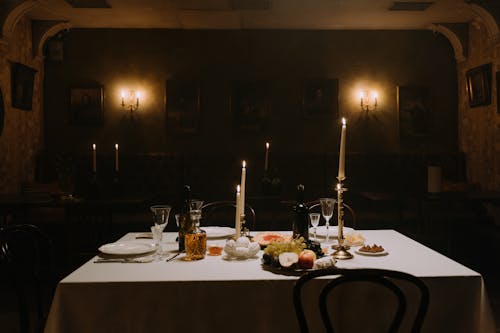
[0,224,55,333]
[293,268,429,333]
[306,200,357,229]
[64,202,112,270]
[201,201,256,230]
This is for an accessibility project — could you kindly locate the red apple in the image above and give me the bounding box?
[298,250,316,269]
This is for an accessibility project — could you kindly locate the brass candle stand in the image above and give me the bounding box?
[332,178,353,260]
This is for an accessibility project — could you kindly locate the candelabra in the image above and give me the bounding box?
[332,179,353,260]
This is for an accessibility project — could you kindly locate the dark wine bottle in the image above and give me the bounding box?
[178,185,192,252]
[292,184,309,241]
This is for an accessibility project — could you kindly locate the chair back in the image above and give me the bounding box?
[65,202,112,269]
[201,201,256,230]
[293,268,429,333]
[306,200,356,229]
[0,224,54,333]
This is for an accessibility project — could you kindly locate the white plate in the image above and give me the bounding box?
[98,241,157,255]
[201,226,235,239]
[355,248,388,256]
[310,226,354,238]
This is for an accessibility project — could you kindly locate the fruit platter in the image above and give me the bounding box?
[261,236,336,275]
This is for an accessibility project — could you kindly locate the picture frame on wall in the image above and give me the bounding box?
[301,78,339,117]
[398,86,430,138]
[231,80,269,133]
[166,80,200,135]
[11,62,37,111]
[69,86,104,125]
[466,63,492,108]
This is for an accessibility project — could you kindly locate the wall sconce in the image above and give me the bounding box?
[121,90,140,116]
[359,90,378,112]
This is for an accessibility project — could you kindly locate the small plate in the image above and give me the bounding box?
[99,241,157,255]
[201,226,235,239]
[311,226,354,238]
[355,248,388,256]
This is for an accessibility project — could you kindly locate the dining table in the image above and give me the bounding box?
[44,229,495,333]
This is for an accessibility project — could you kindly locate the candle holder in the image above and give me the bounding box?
[331,178,353,260]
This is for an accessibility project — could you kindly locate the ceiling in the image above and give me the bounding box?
[27,0,476,30]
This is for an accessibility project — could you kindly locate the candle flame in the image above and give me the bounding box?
[115,144,119,150]
[372,91,378,99]
[337,183,341,190]
[242,160,246,168]
[342,118,346,125]
[237,185,241,193]
[120,91,125,98]
[92,144,96,150]
[266,142,269,149]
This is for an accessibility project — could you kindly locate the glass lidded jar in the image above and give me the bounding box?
[184,199,206,261]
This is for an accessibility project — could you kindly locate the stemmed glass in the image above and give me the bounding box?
[150,205,171,256]
[309,213,321,241]
[319,198,336,243]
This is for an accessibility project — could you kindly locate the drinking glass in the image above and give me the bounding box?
[150,205,171,255]
[309,213,321,241]
[319,198,335,243]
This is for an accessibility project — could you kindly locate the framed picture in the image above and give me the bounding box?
[11,62,36,111]
[231,81,269,133]
[69,86,103,125]
[466,63,492,107]
[166,80,200,135]
[302,78,338,117]
[398,86,430,138]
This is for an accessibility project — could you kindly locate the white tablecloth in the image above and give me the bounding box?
[44,230,495,333]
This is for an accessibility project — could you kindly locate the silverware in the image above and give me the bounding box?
[94,256,154,263]
[166,252,181,262]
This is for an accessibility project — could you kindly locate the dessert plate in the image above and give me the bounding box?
[98,241,157,255]
[202,226,235,239]
[311,226,354,238]
[355,248,388,256]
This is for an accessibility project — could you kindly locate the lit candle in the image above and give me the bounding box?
[92,144,97,173]
[338,118,346,180]
[264,142,270,173]
[136,91,141,107]
[240,160,246,220]
[114,144,119,172]
[235,185,241,237]
[120,91,125,106]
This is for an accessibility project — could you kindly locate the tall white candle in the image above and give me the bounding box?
[264,142,269,173]
[235,185,241,237]
[338,118,346,180]
[114,144,119,172]
[92,144,97,173]
[240,160,246,219]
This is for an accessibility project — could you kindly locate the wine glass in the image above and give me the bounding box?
[309,213,321,241]
[319,198,336,243]
[150,205,171,255]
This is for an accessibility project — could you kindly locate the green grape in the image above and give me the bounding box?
[263,236,306,258]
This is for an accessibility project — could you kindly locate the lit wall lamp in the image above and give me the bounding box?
[121,90,140,116]
[359,90,378,112]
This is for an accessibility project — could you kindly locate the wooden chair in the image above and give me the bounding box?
[0,224,55,333]
[64,202,112,270]
[293,267,429,333]
[201,201,256,230]
[306,200,357,229]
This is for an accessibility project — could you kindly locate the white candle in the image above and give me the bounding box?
[264,142,269,173]
[240,160,246,219]
[114,144,119,172]
[338,118,346,180]
[235,185,241,237]
[92,144,97,173]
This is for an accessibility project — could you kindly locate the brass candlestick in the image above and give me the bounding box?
[332,178,353,260]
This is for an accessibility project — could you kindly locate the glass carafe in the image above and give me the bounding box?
[184,200,206,260]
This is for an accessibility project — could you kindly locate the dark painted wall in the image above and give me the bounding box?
[44,29,457,156]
